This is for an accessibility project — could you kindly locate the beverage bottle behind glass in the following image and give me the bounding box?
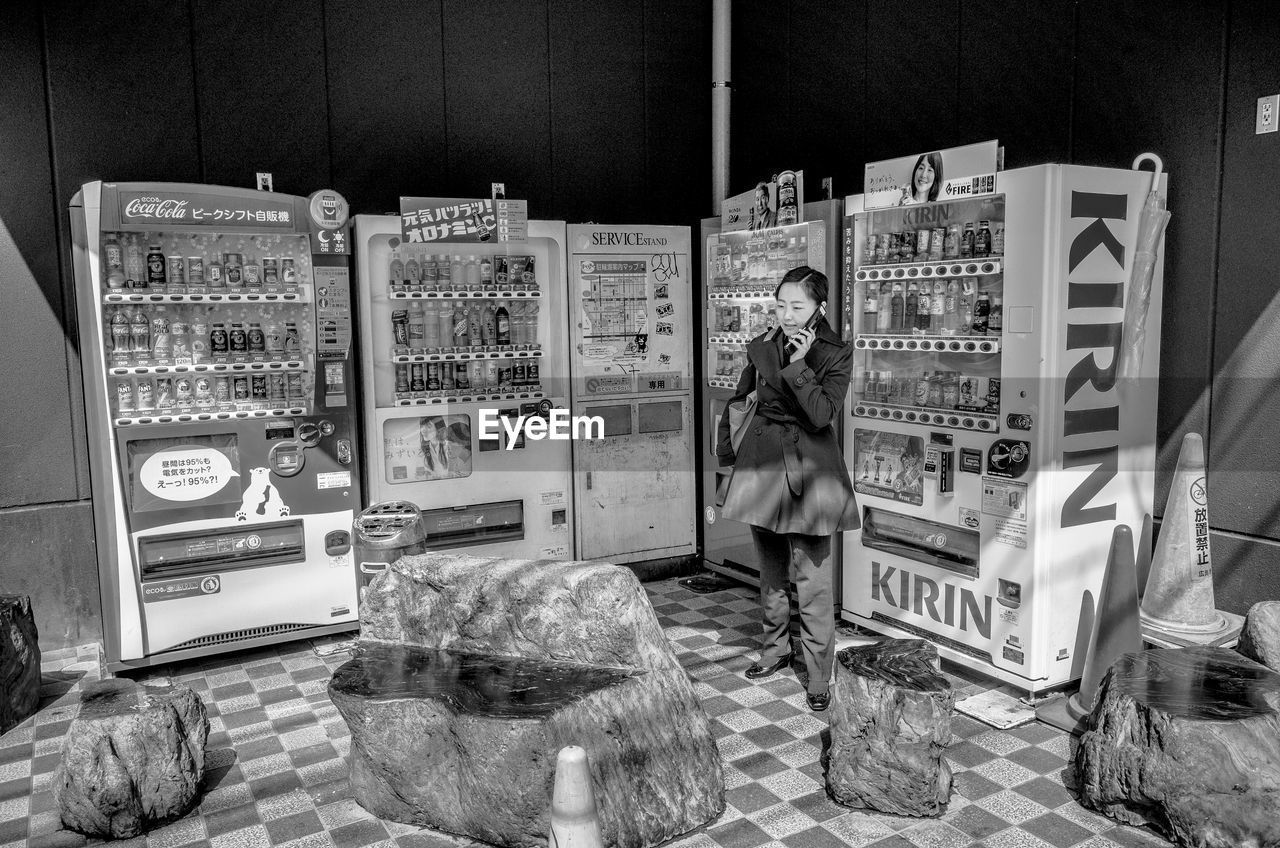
[915,284,931,333]
[247,322,266,354]
[989,296,1003,334]
[404,252,421,289]
[527,303,539,347]
[407,303,426,350]
[468,304,482,348]
[993,224,1005,256]
[496,301,511,346]
[481,301,496,347]
[971,292,991,335]
[130,308,151,359]
[436,299,453,350]
[876,281,892,333]
[150,305,172,359]
[889,282,904,333]
[436,253,452,291]
[109,308,131,358]
[509,301,525,346]
[144,243,165,290]
[958,278,975,334]
[960,223,975,259]
[450,255,464,292]
[465,255,480,291]
[452,302,469,347]
[423,301,440,350]
[904,281,919,331]
[170,314,191,362]
[421,253,438,293]
[388,250,404,283]
[125,236,144,289]
[942,279,960,335]
[103,236,125,290]
[930,280,946,331]
[975,220,992,258]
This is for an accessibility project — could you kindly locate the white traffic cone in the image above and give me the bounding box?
[1140,433,1241,644]
[548,746,603,848]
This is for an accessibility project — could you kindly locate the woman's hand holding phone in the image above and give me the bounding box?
[785,303,826,363]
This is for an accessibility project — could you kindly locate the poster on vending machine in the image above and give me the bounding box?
[863,140,999,210]
[383,416,474,482]
[853,428,925,506]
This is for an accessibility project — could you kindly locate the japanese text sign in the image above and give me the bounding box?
[400,197,528,244]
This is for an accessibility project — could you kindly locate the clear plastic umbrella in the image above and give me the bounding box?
[1118,152,1170,382]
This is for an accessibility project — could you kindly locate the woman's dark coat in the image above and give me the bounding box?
[715,321,860,536]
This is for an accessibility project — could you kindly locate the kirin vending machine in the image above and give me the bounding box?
[353,214,574,566]
[700,200,845,586]
[840,163,1165,693]
[566,225,695,564]
[70,181,362,671]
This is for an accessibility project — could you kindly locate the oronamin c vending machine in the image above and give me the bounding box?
[840,164,1166,693]
[70,181,362,671]
[353,214,574,568]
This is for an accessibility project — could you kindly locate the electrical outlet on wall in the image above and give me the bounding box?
[1257,95,1279,135]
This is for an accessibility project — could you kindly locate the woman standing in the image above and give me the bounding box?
[716,266,859,711]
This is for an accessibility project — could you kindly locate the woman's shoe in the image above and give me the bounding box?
[745,651,795,680]
[806,691,830,712]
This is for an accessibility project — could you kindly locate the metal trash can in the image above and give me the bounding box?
[353,501,428,601]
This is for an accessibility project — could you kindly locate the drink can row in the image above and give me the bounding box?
[114,371,306,415]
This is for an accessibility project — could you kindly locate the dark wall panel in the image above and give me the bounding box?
[958,0,1074,168]
[1209,532,1280,617]
[644,0,711,224]
[729,0,789,196]
[44,0,203,194]
[442,0,553,218]
[0,503,101,652]
[549,1,646,224]
[789,1,867,202]
[864,0,960,164]
[0,6,81,508]
[324,0,447,215]
[1210,0,1280,539]
[193,0,332,195]
[1073,0,1226,515]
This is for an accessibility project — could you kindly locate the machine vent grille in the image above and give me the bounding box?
[168,622,313,652]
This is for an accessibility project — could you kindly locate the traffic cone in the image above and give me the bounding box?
[1140,433,1237,641]
[548,746,603,848]
[1036,524,1142,734]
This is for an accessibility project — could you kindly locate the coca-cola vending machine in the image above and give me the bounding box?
[70,181,363,671]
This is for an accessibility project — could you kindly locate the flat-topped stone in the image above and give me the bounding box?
[0,595,40,736]
[334,554,723,848]
[55,678,208,838]
[330,643,643,719]
[827,639,955,817]
[1075,647,1280,848]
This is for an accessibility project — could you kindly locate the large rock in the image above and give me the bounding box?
[55,678,209,838]
[0,594,40,735]
[1075,647,1280,848]
[334,554,724,848]
[1237,600,1280,673]
[826,639,954,817]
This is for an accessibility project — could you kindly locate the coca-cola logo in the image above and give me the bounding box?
[124,197,190,220]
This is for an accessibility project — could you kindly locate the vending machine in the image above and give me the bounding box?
[70,181,362,671]
[566,225,695,564]
[353,216,574,564]
[700,200,845,586]
[840,163,1166,693]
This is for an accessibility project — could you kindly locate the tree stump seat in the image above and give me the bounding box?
[826,638,955,817]
[54,678,209,839]
[1075,646,1280,848]
[330,554,724,848]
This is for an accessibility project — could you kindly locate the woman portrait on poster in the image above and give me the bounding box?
[715,266,859,712]
[900,151,944,205]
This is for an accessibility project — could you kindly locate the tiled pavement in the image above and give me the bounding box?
[0,579,1173,848]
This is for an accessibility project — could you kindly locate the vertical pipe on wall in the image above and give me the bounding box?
[711,0,731,214]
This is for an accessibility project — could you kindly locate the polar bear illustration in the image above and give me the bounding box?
[235,467,290,522]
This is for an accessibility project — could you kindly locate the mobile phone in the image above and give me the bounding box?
[784,302,827,356]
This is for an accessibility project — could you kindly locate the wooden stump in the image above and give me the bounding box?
[0,595,40,736]
[1075,647,1280,848]
[54,678,209,838]
[826,639,955,817]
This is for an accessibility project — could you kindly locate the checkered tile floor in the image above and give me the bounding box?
[0,578,1174,848]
